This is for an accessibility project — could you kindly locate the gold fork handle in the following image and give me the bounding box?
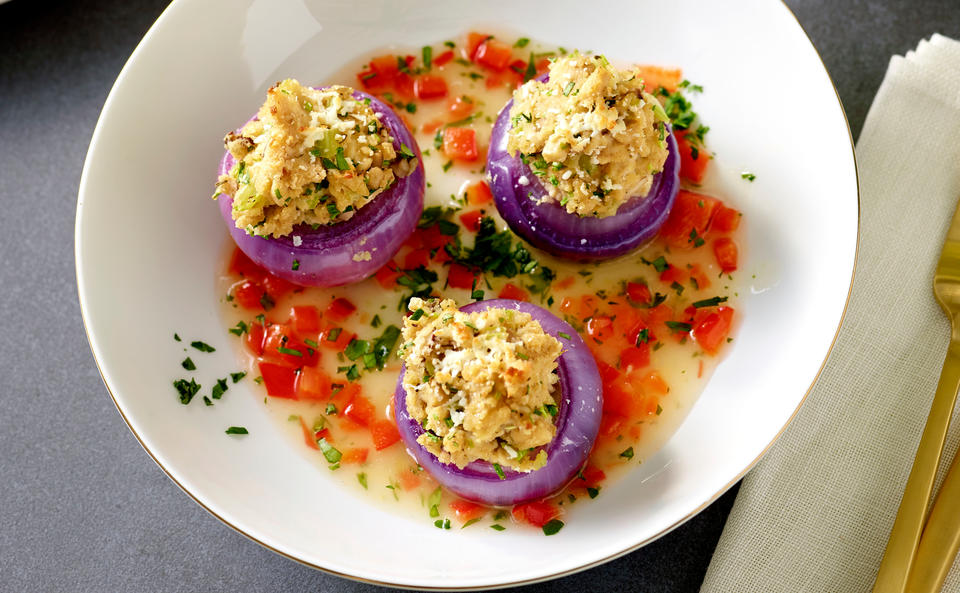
[873,338,960,593]
[906,438,960,592]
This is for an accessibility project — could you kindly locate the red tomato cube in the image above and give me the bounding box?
[258,362,298,399]
[713,238,739,273]
[442,127,479,162]
[474,39,512,71]
[414,74,448,100]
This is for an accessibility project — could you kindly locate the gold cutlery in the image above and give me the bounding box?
[873,199,960,592]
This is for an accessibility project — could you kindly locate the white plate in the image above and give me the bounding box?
[75,0,858,588]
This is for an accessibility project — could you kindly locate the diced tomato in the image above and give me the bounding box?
[465,180,493,205]
[586,315,614,343]
[417,224,454,251]
[465,32,489,61]
[370,55,400,80]
[447,263,478,290]
[398,469,421,490]
[512,500,559,528]
[319,325,354,351]
[635,65,683,93]
[433,247,452,264]
[643,303,674,341]
[329,381,359,411]
[712,205,741,233]
[414,74,448,100]
[244,321,265,356]
[603,383,637,418]
[713,238,739,273]
[393,72,415,99]
[599,413,626,439]
[535,58,550,77]
[421,119,444,135]
[403,248,431,270]
[659,265,688,286]
[434,50,454,67]
[625,282,652,305]
[325,298,356,322]
[442,127,478,161]
[596,359,620,385]
[299,418,319,450]
[474,39,512,71]
[577,465,606,488]
[554,276,576,291]
[577,294,599,320]
[357,69,390,92]
[234,280,266,311]
[675,131,709,184]
[458,210,484,232]
[689,263,711,290]
[341,448,369,464]
[261,274,296,301]
[448,95,474,118]
[262,324,319,367]
[228,248,266,281]
[449,499,486,522]
[375,261,401,289]
[291,306,321,335]
[658,190,721,248]
[497,283,529,301]
[343,394,375,427]
[620,344,651,371]
[691,306,735,354]
[298,366,333,401]
[258,362,298,399]
[633,370,670,396]
[369,419,401,451]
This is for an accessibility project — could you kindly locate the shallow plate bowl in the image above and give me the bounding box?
[76,0,858,588]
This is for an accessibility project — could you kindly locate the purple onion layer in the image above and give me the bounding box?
[486,96,679,260]
[393,299,602,507]
[217,88,424,286]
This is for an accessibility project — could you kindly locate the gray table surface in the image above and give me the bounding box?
[2,0,957,591]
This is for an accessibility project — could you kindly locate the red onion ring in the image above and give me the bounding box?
[217,88,424,286]
[393,299,602,507]
[486,93,679,260]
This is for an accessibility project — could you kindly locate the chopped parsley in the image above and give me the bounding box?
[173,378,201,404]
[317,438,342,463]
[277,346,303,357]
[636,329,650,345]
[665,321,693,333]
[558,332,572,340]
[692,296,729,308]
[228,321,248,336]
[357,472,368,489]
[211,378,228,400]
[542,519,564,536]
[514,37,530,48]
[491,524,506,531]
[421,45,432,69]
[291,259,300,271]
[492,463,506,480]
[225,426,248,435]
[620,447,635,460]
[741,172,756,181]
[190,340,216,353]
[587,487,600,499]
[230,371,247,383]
[181,357,196,371]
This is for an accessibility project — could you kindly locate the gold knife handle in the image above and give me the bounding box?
[873,338,960,593]
[905,433,960,592]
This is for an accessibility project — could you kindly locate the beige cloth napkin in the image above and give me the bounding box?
[701,34,960,592]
